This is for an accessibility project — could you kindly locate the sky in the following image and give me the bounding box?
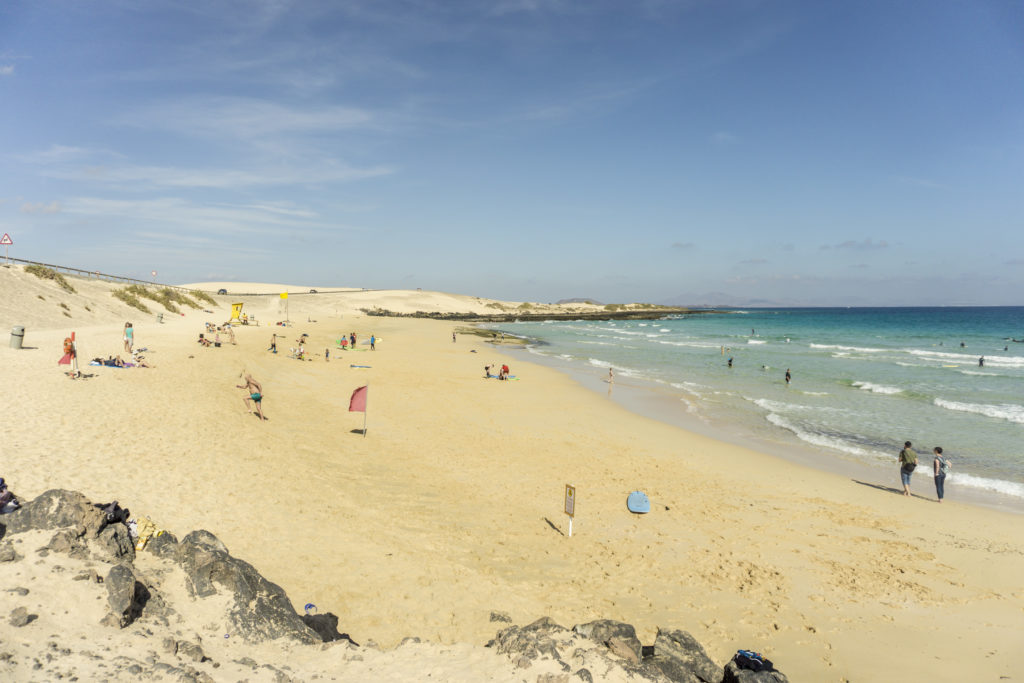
[1,0,1022,306]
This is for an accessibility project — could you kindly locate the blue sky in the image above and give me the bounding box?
[1,1,1022,305]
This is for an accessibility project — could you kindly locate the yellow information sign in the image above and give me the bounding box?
[564,484,575,518]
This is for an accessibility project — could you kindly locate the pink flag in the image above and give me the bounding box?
[349,385,368,412]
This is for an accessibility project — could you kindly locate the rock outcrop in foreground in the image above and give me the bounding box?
[0,490,787,682]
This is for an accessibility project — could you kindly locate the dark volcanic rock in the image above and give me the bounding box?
[644,628,723,683]
[176,530,318,644]
[43,528,89,559]
[146,530,179,559]
[301,612,357,645]
[0,541,21,562]
[9,607,36,627]
[102,564,147,628]
[488,617,569,666]
[3,490,106,537]
[94,522,135,562]
[574,620,643,664]
[722,660,788,683]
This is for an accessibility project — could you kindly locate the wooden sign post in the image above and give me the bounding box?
[564,484,576,537]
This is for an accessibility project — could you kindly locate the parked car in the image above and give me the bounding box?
[309,289,317,293]
[217,288,227,295]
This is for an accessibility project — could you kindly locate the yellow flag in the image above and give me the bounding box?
[280,292,288,299]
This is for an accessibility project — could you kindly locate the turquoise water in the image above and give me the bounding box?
[499,307,1024,502]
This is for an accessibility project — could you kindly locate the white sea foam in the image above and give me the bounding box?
[947,472,1024,499]
[852,381,903,395]
[670,381,708,399]
[765,414,879,457]
[810,343,886,353]
[659,328,671,332]
[934,399,1024,424]
[657,340,721,349]
[750,397,842,415]
[747,339,766,345]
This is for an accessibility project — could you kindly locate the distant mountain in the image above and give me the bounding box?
[555,297,603,305]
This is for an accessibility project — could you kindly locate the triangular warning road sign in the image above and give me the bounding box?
[0,233,12,245]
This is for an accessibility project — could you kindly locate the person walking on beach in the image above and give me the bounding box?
[898,441,917,497]
[123,322,134,353]
[269,333,277,354]
[237,372,265,421]
[978,356,984,367]
[609,367,614,383]
[325,348,330,362]
[785,368,791,384]
[370,335,376,350]
[452,332,456,343]
[727,357,733,368]
[933,447,951,502]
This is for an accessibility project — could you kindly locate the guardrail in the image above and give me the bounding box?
[4,257,378,297]
[5,257,203,293]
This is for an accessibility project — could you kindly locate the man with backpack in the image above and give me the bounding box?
[898,441,917,497]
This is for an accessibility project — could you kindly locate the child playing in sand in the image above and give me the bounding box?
[237,372,265,421]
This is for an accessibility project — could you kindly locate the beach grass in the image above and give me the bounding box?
[25,264,77,293]
[112,286,152,313]
[113,285,202,313]
[190,289,216,305]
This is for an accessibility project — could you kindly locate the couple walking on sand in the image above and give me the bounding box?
[898,441,952,502]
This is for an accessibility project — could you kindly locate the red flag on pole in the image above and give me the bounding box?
[349,385,368,412]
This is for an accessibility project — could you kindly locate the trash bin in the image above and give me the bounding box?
[10,325,25,349]
[156,313,164,324]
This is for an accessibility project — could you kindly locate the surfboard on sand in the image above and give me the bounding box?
[627,491,650,514]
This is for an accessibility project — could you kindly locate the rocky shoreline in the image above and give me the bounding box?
[360,307,722,323]
[0,489,786,682]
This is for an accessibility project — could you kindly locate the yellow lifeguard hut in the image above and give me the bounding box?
[229,303,244,325]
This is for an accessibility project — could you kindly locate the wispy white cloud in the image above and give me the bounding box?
[45,162,392,190]
[60,196,339,237]
[0,65,13,76]
[14,144,123,164]
[820,238,889,250]
[115,96,380,140]
[20,201,61,214]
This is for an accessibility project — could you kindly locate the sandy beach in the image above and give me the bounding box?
[2,265,1022,681]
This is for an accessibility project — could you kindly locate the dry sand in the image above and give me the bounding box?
[2,264,1022,681]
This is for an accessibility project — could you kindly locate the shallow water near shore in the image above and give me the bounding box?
[498,307,1024,512]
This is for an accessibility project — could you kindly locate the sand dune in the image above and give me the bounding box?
[2,263,1022,681]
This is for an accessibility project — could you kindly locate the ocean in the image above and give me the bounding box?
[496,307,1024,510]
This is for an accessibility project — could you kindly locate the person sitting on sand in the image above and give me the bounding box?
[198,333,211,347]
[237,372,265,421]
